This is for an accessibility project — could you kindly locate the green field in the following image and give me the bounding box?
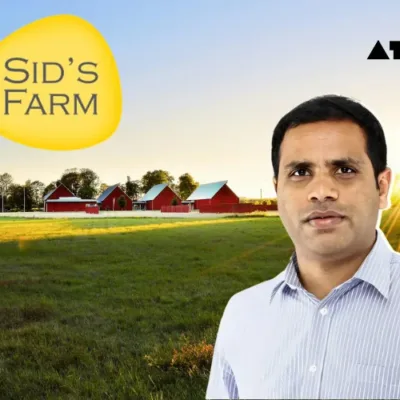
[0,210,398,399]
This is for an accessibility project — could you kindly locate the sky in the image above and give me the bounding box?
[1,0,400,198]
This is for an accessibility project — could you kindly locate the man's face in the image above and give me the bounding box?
[274,120,391,258]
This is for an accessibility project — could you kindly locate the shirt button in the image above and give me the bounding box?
[309,365,317,373]
[320,307,328,316]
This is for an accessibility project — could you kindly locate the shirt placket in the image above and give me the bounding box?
[300,292,337,399]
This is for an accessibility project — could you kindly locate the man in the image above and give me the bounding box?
[206,94,400,399]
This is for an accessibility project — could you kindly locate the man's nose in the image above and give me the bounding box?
[307,176,339,202]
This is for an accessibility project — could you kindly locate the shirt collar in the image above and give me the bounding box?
[270,228,394,302]
[353,228,393,299]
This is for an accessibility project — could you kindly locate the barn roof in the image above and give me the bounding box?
[141,183,168,201]
[186,180,228,201]
[97,184,119,203]
[43,188,57,201]
[43,183,74,201]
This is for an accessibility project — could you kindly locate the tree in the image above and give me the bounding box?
[0,173,13,212]
[79,185,98,200]
[125,176,141,200]
[78,168,100,199]
[140,170,175,194]
[23,182,34,211]
[59,168,99,199]
[118,195,126,210]
[30,180,45,209]
[43,182,58,199]
[8,183,33,211]
[178,173,199,200]
[60,169,81,195]
[99,183,109,194]
[171,197,178,206]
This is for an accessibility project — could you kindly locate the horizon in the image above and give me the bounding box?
[14,174,278,201]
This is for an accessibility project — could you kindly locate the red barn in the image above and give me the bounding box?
[135,183,181,210]
[97,184,132,211]
[185,180,239,210]
[44,183,98,212]
[44,183,74,203]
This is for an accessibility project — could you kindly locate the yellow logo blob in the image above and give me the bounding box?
[0,14,122,150]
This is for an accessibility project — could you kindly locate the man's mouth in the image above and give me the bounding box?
[304,210,346,229]
[307,215,345,228]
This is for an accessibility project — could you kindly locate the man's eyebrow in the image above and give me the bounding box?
[283,157,364,171]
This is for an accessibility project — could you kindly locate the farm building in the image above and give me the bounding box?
[184,180,239,210]
[44,183,74,203]
[44,183,98,212]
[134,183,181,210]
[97,184,133,211]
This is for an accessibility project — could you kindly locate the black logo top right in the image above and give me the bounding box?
[368,40,400,59]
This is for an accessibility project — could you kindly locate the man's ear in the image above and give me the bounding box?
[378,168,392,210]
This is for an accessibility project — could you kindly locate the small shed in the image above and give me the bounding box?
[97,184,133,211]
[185,180,239,210]
[134,183,181,210]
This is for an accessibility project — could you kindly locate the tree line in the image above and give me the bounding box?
[0,168,279,212]
[0,169,202,212]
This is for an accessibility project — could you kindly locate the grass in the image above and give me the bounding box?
[0,208,399,399]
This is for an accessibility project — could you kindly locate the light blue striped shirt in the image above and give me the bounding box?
[206,228,400,399]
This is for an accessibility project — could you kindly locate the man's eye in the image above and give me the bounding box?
[337,167,356,174]
[292,169,309,176]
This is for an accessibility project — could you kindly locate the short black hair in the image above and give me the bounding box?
[271,94,387,188]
